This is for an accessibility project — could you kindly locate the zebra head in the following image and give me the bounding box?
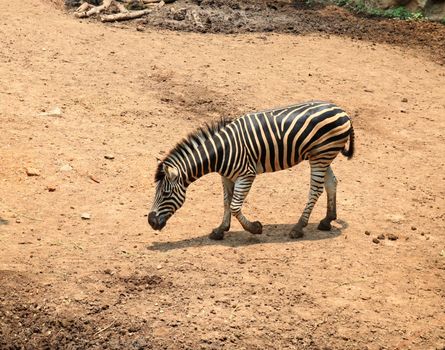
[148,162,186,231]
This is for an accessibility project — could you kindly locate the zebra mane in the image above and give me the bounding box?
[155,117,233,182]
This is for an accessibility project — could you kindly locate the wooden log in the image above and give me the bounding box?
[100,9,152,22]
[75,2,91,13]
[85,0,112,17]
[115,2,129,13]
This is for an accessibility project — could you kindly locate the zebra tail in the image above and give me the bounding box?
[341,124,355,160]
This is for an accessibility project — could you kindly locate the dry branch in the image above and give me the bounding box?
[74,0,162,21]
[115,1,129,13]
[75,0,112,18]
[75,1,92,13]
[101,8,152,22]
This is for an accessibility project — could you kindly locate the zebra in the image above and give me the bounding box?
[148,100,355,240]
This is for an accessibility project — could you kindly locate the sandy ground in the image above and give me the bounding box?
[0,0,444,349]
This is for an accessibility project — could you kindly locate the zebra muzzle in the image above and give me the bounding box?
[148,212,167,231]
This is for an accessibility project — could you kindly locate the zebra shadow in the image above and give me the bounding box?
[148,219,348,251]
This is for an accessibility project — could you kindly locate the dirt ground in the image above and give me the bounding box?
[1,0,444,349]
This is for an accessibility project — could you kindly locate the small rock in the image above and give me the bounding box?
[104,154,115,160]
[387,233,398,241]
[401,97,408,102]
[128,326,140,333]
[38,107,62,117]
[47,186,56,192]
[80,212,91,220]
[103,268,114,275]
[26,167,40,176]
[364,230,371,235]
[411,226,417,231]
[16,218,21,224]
[136,25,144,32]
[60,164,73,172]
[377,234,385,240]
[156,264,162,270]
[372,238,380,244]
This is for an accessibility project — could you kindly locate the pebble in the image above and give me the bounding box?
[387,234,398,241]
[377,234,385,240]
[47,186,56,192]
[16,218,21,223]
[364,230,371,235]
[26,167,40,176]
[372,238,380,244]
[156,264,162,270]
[80,212,91,220]
[38,107,62,117]
[401,97,408,102]
[411,226,417,231]
[60,164,73,172]
[104,154,115,160]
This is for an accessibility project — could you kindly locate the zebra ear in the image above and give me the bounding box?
[164,165,179,181]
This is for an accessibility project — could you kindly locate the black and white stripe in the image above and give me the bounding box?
[148,100,354,239]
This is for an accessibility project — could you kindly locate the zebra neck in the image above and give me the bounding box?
[182,146,218,186]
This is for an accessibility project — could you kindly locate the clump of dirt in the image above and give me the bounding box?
[0,272,154,349]
[69,0,445,64]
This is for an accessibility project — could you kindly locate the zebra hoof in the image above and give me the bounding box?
[250,221,263,235]
[289,228,304,239]
[318,219,332,231]
[209,229,225,240]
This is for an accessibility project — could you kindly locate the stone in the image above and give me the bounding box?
[377,234,385,240]
[38,107,62,117]
[26,167,40,176]
[365,230,371,235]
[372,238,380,244]
[47,186,56,192]
[387,233,399,241]
[80,212,91,220]
[104,154,115,160]
[60,164,73,172]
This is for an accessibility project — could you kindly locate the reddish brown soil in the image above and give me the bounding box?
[0,0,444,349]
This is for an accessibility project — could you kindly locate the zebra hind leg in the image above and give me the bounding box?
[231,175,263,235]
[318,166,337,231]
[290,162,328,239]
[209,177,234,240]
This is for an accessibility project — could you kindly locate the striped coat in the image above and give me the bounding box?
[149,101,354,240]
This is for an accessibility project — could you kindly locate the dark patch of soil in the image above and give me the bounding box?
[70,0,445,64]
[0,271,155,349]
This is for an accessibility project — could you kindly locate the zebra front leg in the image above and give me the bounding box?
[290,163,327,239]
[318,166,337,231]
[209,176,234,240]
[231,175,262,235]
